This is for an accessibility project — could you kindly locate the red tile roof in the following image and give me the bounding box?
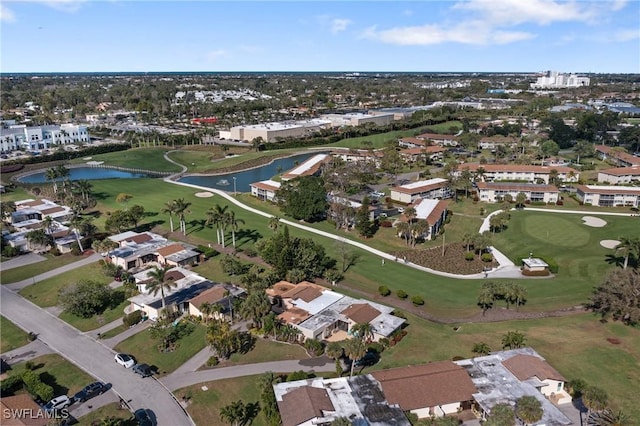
[599,166,640,176]
[371,362,477,410]
[503,354,566,382]
[595,145,640,166]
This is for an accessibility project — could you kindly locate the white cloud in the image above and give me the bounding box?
[613,28,640,42]
[0,4,16,22]
[330,18,352,34]
[402,9,413,17]
[453,0,597,25]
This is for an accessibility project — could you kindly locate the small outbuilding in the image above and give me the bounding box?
[521,257,549,276]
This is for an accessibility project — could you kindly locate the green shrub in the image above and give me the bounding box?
[2,246,19,257]
[242,247,257,257]
[123,310,143,327]
[205,356,219,367]
[49,247,61,256]
[481,253,493,262]
[34,382,54,402]
[27,332,37,342]
[396,290,408,299]
[304,339,325,357]
[378,285,391,296]
[367,342,385,354]
[411,295,425,306]
[539,256,559,273]
[286,371,311,382]
[0,375,23,395]
[465,252,475,261]
[25,361,36,371]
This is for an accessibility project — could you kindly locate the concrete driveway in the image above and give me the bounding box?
[0,286,194,426]
[1,252,47,271]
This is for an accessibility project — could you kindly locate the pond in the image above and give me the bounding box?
[17,167,152,183]
[178,153,315,192]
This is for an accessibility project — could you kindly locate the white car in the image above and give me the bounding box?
[44,395,71,412]
[115,353,135,368]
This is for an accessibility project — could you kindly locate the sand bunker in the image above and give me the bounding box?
[600,240,621,249]
[582,216,607,227]
[195,192,214,198]
[85,160,104,165]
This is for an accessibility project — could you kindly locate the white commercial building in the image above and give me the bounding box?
[531,71,590,89]
[321,112,395,128]
[0,124,90,153]
[228,119,331,142]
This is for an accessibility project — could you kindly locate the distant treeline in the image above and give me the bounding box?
[4,144,130,166]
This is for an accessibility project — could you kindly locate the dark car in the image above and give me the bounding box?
[133,363,153,378]
[134,408,154,426]
[73,382,107,403]
[355,351,379,367]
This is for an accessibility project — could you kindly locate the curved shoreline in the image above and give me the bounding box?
[11,163,172,182]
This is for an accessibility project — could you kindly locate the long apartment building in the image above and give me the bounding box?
[458,163,579,184]
[0,123,90,153]
[595,145,640,168]
[576,185,640,207]
[280,153,329,181]
[597,166,640,184]
[476,182,559,204]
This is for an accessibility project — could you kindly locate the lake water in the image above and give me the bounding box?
[18,167,151,183]
[178,153,315,192]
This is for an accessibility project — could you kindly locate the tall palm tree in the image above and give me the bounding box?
[615,237,639,270]
[41,216,57,236]
[161,200,177,233]
[351,322,374,343]
[173,198,192,235]
[205,204,228,245]
[344,337,366,377]
[325,341,344,360]
[73,180,93,202]
[396,221,410,245]
[45,168,59,194]
[239,292,270,329]
[515,396,543,425]
[226,211,245,248]
[462,232,474,252]
[69,215,87,252]
[146,265,178,318]
[55,164,70,194]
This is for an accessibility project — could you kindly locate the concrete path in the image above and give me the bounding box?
[1,339,54,365]
[5,253,102,291]
[101,320,152,349]
[161,357,335,392]
[1,252,47,270]
[92,318,126,338]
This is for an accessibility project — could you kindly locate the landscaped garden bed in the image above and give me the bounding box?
[392,243,498,275]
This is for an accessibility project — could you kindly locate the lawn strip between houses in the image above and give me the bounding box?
[0,315,29,352]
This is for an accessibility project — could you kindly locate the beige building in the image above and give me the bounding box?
[576,185,640,207]
[597,166,640,184]
[321,112,394,127]
[390,178,452,203]
[476,182,559,204]
[229,119,331,142]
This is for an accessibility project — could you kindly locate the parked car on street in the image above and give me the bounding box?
[134,408,155,426]
[133,363,153,378]
[73,382,107,403]
[115,353,135,368]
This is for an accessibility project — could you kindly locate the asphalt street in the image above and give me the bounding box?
[0,285,194,426]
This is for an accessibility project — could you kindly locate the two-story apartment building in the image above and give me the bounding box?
[576,185,640,207]
[390,178,452,203]
[475,182,560,204]
[597,166,640,184]
[458,164,579,184]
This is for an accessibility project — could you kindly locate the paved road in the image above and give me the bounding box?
[0,286,194,426]
[161,357,335,391]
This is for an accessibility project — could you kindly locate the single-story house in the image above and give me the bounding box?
[371,362,477,418]
[390,178,452,204]
[156,243,200,267]
[187,283,245,321]
[457,164,579,184]
[503,354,572,404]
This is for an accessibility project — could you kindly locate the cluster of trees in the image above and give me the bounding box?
[477,282,528,315]
[105,205,146,233]
[589,268,640,326]
[205,203,244,248]
[58,280,121,318]
[276,176,327,222]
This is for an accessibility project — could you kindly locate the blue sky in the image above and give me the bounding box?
[1,0,639,73]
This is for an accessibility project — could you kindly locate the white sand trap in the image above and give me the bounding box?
[600,240,621,249]
[582,216,607,227]
[86,160,104,165]
[82,156,92,160]
[195,192,214,198]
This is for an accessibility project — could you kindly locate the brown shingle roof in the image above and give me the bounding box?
[371,362,477,411]
[341,303,381,324]
[188,286,227,308]
[281,283,324,303]
[503,354,566,382]
[425,200,448,225]
[40,206,65,215]
[18,200,42,207]
[595,145,640,166]
[156,243,185,257]
[0,394,48,426]
[278,386,335,426]
[126,233,153,244]
[599,166,640,176]
[164,270,185,282]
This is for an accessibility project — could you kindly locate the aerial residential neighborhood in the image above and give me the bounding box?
[1,2,640,426]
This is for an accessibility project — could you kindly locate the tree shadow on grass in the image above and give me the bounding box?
[38,371,68,397]
[186,219,207,235]
[234,229,262,248]
[604,254,624,268]
[138,220,165,233]
[240,401,261,426]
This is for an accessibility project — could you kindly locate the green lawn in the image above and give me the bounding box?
[18,264,110,307]
[215,338,308,367]
[70,147,182,173]
[178,375,268,426]
[7,354,95,397]
[58,289,129,332]
[1,254,85,285]
[76,402,135,426]
[97,323,128,340]
[113,323,207,375]
[0,315,29,352]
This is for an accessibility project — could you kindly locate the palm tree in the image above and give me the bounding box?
[239,292,270,329]
[226,210,245,248]
[486,403,515,426]
[268,216,280,233]
[512,284,528,311]
[207,319,241,359]
[411,220,430,246]
[351,322,374,343]
[146,265,178,318]
[219,400,246,426]
[515,396,543,425]
[477,285,495,316]
[199,302,222,324]
[0,201,16,221]
[173,198,192,235]
[472,342,491,356]
[325,341,344,360]
[462,232,474,252]
[69,215,86,252]
[161,200,177,233]
[55,164,70,194]
[587,408,632,426]
[205,204,228,245]
[26,229,52,252]
[45,168,59,194]
[344,338,366,377]
[396,221,410,245]
[615,237,639,270]
[502,330,526,349]
[41,216,57,236]
[73,179,93,202]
